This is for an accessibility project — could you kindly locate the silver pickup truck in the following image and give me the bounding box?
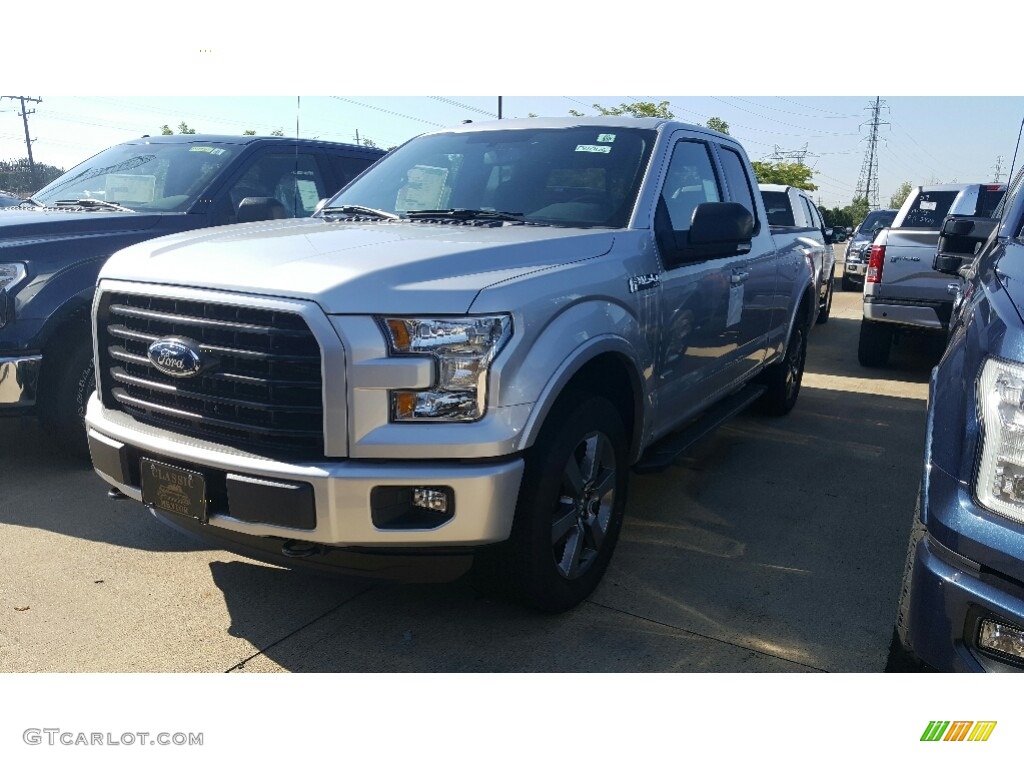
[858,183,1005,367]
[85,117,816,612]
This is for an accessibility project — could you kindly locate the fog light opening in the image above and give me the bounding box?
[371,486,455,530]
[978,618,1024,661]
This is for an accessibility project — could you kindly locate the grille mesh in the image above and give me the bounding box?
[97,292,324,458]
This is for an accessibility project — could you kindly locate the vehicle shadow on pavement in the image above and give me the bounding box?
[806,316,943,385]
[0,416,212,552]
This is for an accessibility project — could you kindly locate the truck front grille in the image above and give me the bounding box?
[96,291,324,459]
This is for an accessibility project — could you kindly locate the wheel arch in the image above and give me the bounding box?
[516,338,647,463]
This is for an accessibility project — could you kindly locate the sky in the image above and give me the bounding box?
[1,95,1021,209]
[3,1,1022,211]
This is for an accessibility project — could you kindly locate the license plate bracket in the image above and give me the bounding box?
[140,458,208,522]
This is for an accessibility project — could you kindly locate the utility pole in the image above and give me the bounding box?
[1,96,42,188]
[855,97,889,211]
[993,155,1004,183]
[498,96,503,119]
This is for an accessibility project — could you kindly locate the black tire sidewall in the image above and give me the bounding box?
[41,339,95,458]
[503,396,629,612]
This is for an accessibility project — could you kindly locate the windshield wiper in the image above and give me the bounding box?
[16,197,43,209]
[320,204,399,220]
[54,198,135,212]
[405,208,525,222]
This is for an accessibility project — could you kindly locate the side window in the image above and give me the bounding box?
[225,153,327,219]
[762,191,795,227]
[659,140,721,232]
[718,147,760,233]
[331,154,378,189]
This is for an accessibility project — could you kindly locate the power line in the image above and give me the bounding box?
[428,96,497,118]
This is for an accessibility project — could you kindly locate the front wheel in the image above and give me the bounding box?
[39,337,95,460]
[471,396,629,613]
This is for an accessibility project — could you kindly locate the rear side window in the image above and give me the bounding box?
[976,186,1006,218]
[762,190,794,226]
[901,190,959,228]
[331,154,379,188]
[718,147,759,233]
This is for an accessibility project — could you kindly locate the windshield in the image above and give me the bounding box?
[33,141,238,212]
[327,126,657,228]
[856,210,896,237]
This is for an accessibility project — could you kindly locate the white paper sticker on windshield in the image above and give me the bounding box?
[596,134,616,143]
[919,200,937,211]
[105,174,156,204]
[395,165,450,211]
[576,145,611,153]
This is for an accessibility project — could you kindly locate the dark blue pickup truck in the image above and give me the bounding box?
[890,165,1024,671]
[0,134,384,454]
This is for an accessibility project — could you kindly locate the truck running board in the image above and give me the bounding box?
[633,384,766,474]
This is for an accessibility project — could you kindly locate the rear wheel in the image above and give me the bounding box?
[841,273,857,292]
[816,268,834,325]
[858,319,893,368]
[472,395,629,613]
[886,503,930,672]
[758,316,807,417]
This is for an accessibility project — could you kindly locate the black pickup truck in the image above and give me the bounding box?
[0,134,384,454]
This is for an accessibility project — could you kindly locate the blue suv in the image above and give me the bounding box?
[889,167,1024,671]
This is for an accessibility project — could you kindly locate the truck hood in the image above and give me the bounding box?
[0,208,164,243]
[101,218,616,314]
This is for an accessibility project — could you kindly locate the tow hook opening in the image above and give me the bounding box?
[281,540,325,559]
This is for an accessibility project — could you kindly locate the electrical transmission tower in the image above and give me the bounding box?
[1,96,43,188]
[770,143,815,165]
[854,97,889,210]
[993,155,1004,183]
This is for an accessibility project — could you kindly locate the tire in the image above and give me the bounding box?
[841,273,856,292]
[885,505,930,672]
[39,336,95,460]
[757,316,807,417]
[816,269,834,325]
[857,319,893,368]
[471,395,629,613]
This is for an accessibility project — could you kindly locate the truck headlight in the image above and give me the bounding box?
[380,315,512,422]
[0,263,27,329]
[976,357,1024,524]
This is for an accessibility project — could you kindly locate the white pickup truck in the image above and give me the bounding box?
[759,183,835,325]
[86,117,817,612]
[859,183,1005,367]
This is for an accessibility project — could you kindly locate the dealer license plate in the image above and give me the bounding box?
[140,458,208,522]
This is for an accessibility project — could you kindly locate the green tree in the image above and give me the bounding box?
[270,128,285,137]
[888,182,913,209]
[586,100,674,119]
[242,130,256,136]
[0,158,65,195]
[848,195,870,224]
[160,122,197,135]
[705,117,729,135]
[751,161,818,191]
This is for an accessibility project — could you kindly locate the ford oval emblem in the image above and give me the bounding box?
[147,337,204,378]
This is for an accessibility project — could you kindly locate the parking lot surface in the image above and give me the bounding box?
[0,257,941,672]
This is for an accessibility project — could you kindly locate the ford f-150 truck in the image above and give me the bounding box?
[889,168,1024,671]
[85,117,817,612]
[0,134,384,454]
[759,183,835,325]
[858,183,1005,367]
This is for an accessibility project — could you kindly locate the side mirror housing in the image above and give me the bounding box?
[237,196,289,224]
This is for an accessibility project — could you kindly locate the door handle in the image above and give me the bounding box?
[947,282,961,298]
[731,271,751,285]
